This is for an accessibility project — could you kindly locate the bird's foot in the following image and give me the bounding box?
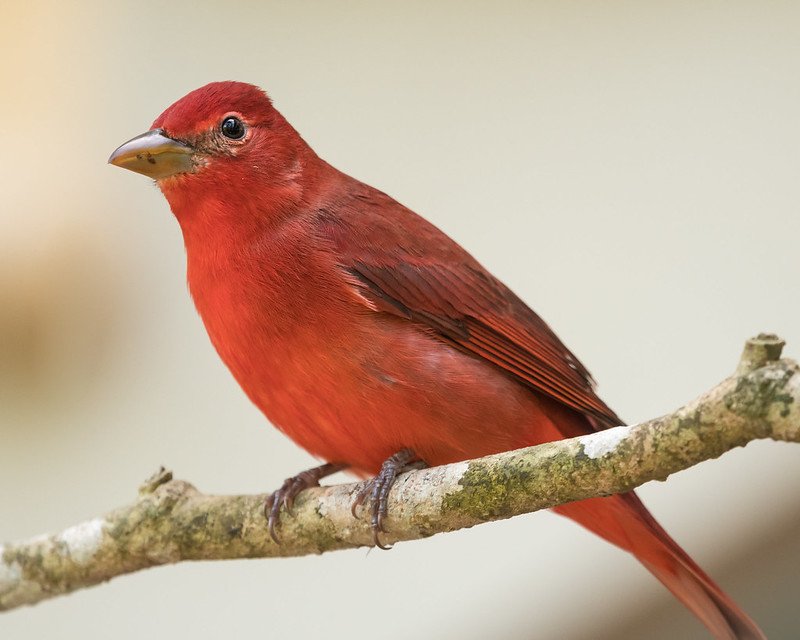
[351,448,426,550]
[264,462,346,543]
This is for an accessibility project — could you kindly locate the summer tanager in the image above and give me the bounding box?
[109,81,763,639]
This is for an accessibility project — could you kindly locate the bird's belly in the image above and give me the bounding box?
[216,305,577,475]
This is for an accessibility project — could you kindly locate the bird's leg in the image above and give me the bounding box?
[264,462,347,543]
[351,448,426,550]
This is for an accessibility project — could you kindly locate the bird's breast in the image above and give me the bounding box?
[184,229,574,474]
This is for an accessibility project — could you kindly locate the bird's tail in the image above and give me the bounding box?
[554,492,765,639]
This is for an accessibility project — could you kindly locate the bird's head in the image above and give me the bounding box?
[109,81,317,225]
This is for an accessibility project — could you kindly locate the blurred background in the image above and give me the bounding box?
[1,1,799,638]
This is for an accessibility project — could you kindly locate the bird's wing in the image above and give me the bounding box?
[319,189,623,431]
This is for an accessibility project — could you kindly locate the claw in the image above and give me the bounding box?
[264,462,346,544]
[350,448,424,550]
[263,494,273,522]
[268,495,283,544]
[351,480,374,518]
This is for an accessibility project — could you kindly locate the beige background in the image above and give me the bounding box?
[2,2,799,638]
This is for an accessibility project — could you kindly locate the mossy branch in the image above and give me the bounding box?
[2,334,798,612]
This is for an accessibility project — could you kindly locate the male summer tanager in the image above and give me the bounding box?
[109,81,763,639]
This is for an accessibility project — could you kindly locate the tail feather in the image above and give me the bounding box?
[554,492,765,639]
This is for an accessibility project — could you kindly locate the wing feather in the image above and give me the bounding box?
[346,260,621,430]
[318,186,623,431]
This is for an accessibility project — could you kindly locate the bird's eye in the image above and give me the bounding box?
[220,116,246,140]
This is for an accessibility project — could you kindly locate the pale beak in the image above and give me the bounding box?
[108,129,194,179]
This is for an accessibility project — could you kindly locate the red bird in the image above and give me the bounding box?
[109,81,763,639]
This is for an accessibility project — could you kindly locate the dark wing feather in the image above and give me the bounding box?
[319,185,623,431]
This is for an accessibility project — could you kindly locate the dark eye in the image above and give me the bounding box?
[220,116,246,140]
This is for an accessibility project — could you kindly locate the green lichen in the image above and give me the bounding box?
[440,460,519,520]
[440,445,597,522]
[725,366,795,426]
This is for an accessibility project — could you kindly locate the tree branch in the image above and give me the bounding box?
[2,334,798,612]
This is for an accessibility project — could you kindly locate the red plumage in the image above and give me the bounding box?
[121,81,762,638]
